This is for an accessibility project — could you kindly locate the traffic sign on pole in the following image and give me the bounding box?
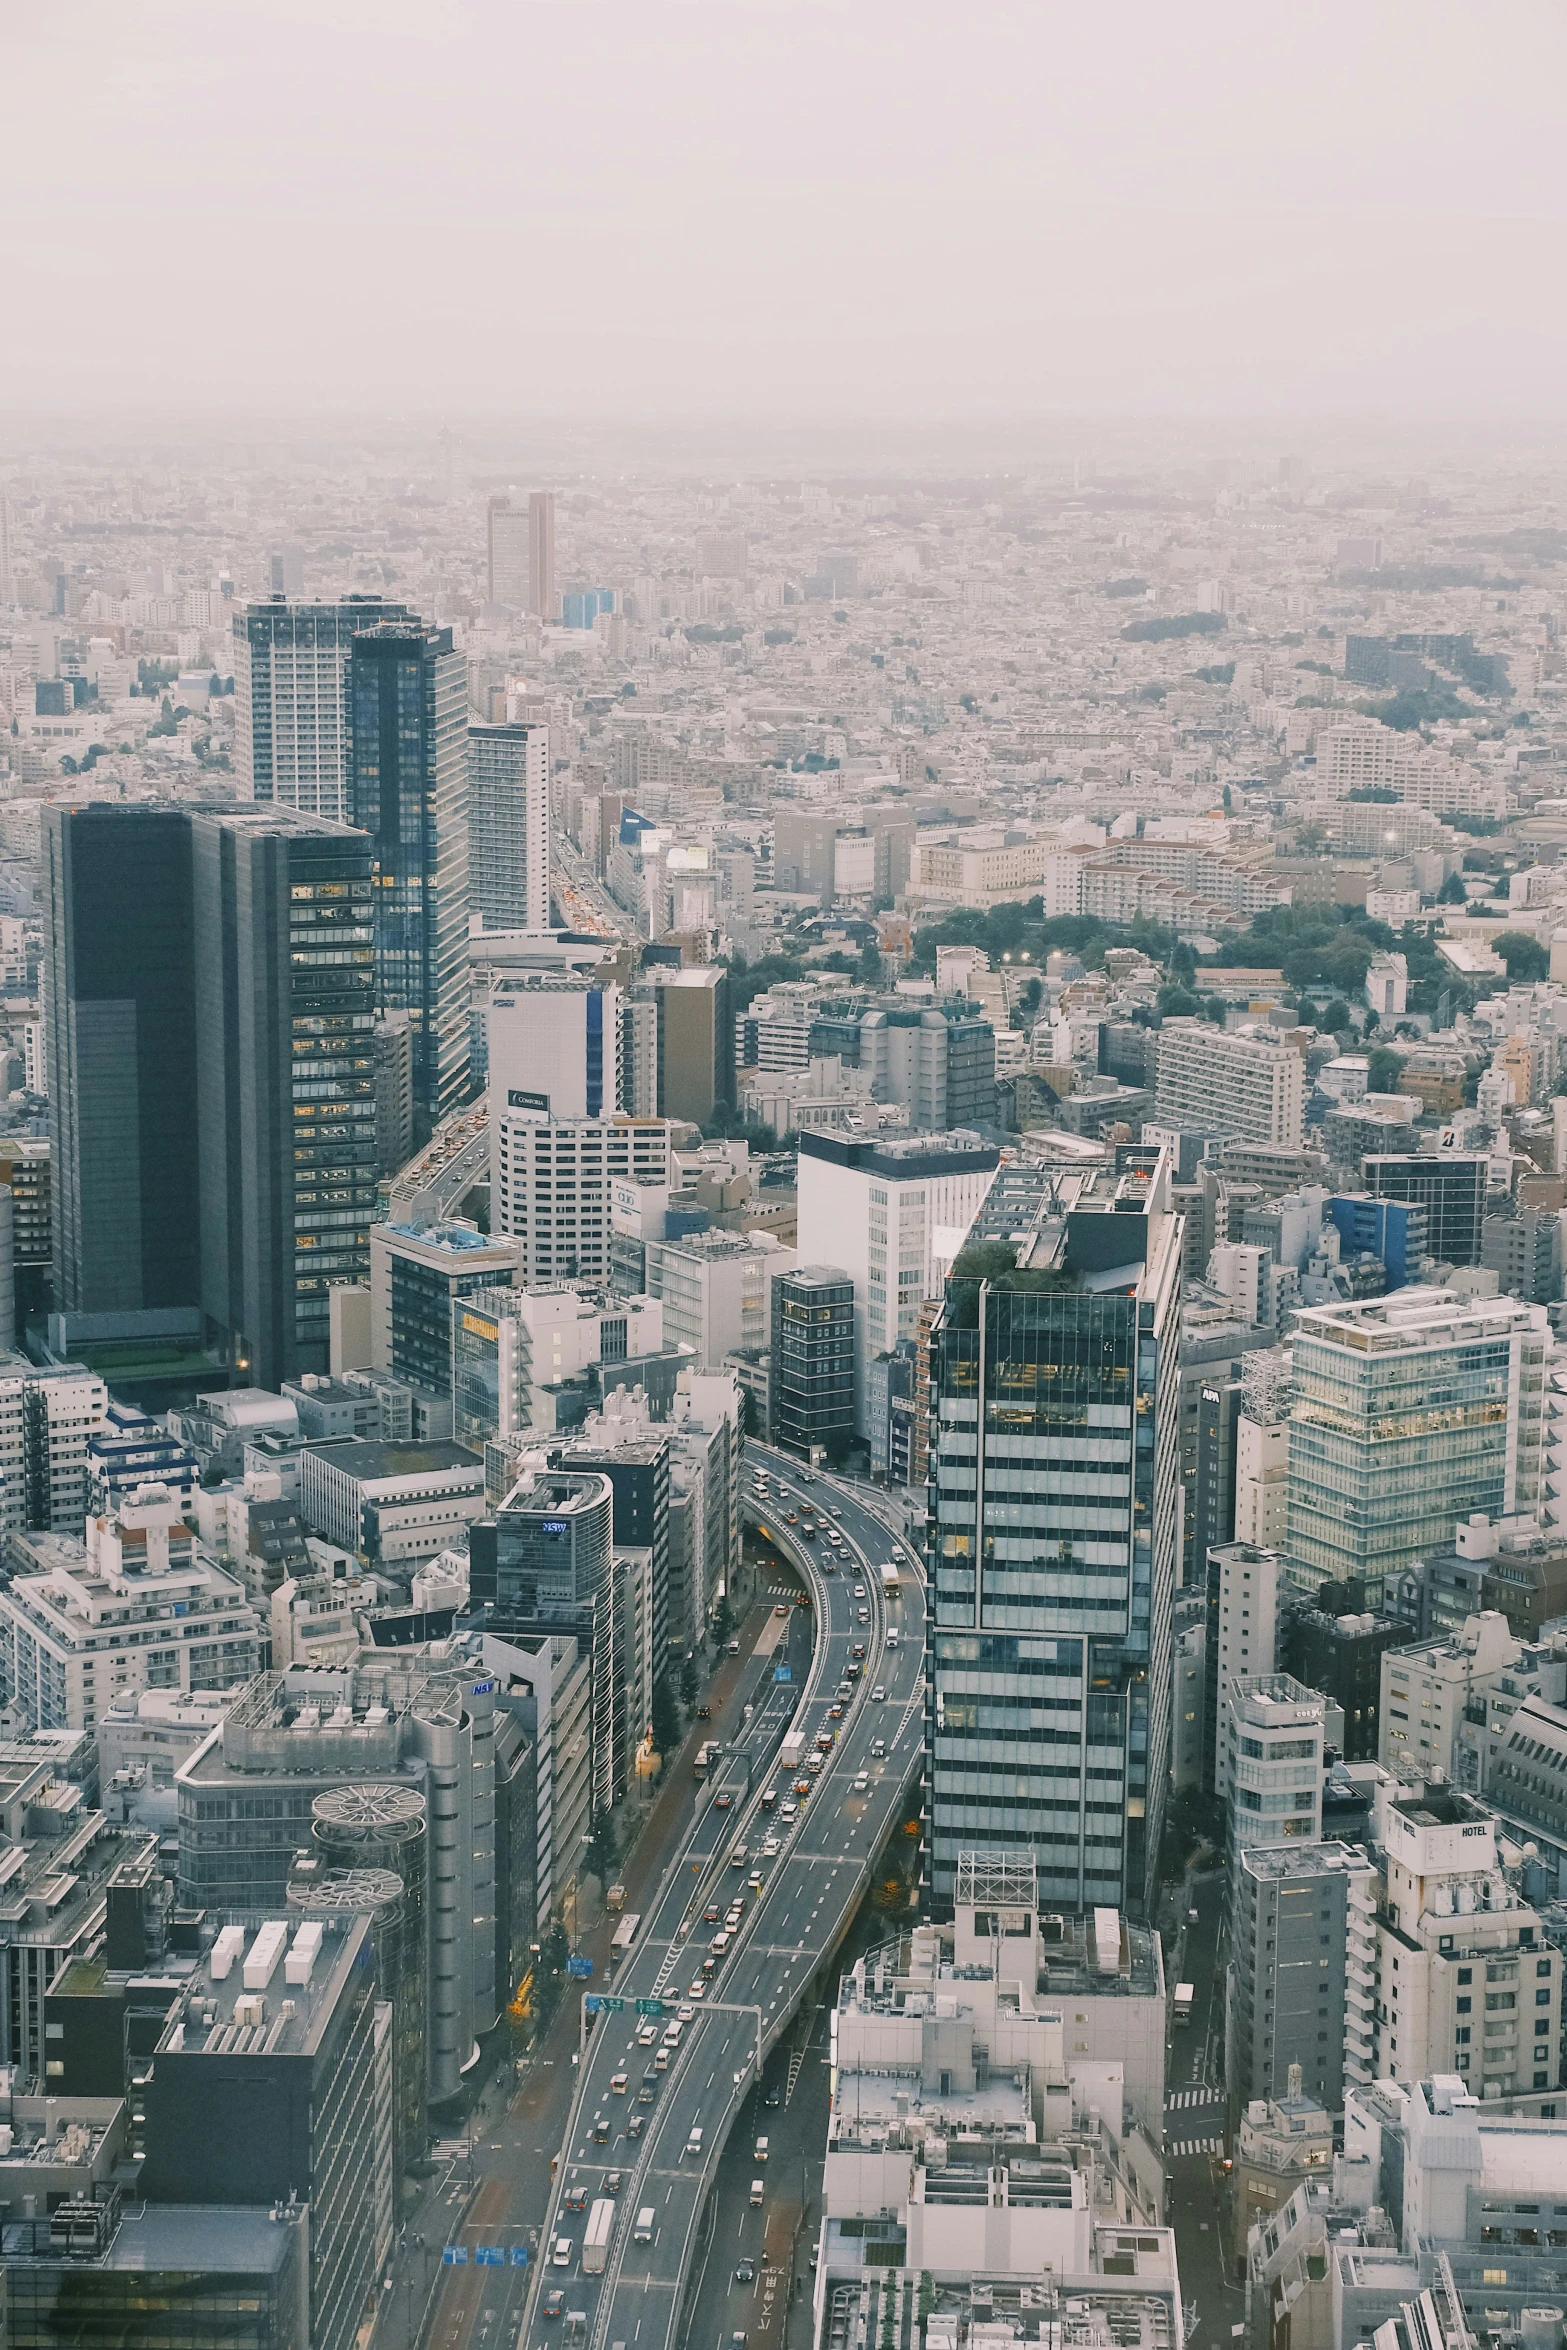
[635,1997,665,2016]
[598,1994,626,2012]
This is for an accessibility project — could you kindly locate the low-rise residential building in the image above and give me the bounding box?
[0,1483,261,1731]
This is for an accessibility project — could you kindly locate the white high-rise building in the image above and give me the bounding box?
[1287,1288,1551,1609]
[646,1229,798,1368]
[486,499,530,609]
[492,1114,671,1284]
[468,723,551,933]
[796,1129,1000,1435]
[231,597,409,821]
[487,972,624,1129]
[1155,1023,1305,1148]
[1210,1543,1287,1793]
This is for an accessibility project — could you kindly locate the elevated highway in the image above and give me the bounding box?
[519,1442,925,2350]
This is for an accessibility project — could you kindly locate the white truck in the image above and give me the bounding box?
[1174,1983,1195,2029]
[780,1729,806,1771]
[582,2197,615,2275]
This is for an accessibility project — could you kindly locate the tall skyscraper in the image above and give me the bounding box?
[190,808,378,1386]
[1286,1288,1551,1609]
[528,490,557,619]
[45,805,376,1390]
[925,1147,1182,1921]
[468,722,551,931]
[232,596,410,821]
[44,804,201,1316]
[347,622,471,1137]
[486,498,529,608]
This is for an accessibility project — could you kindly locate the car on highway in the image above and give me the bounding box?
[853,1583,865,1597]
[563,2177,588,2210]
[786,1512,798,1524]
[677,2002,695,2021]
[735,2260,756,2284]
[762,1835,780,1854]
[853,1774,869,1793]
[747,1870,763,1892]
[684,2127,704,2158]
[704,1904,722,1923]
[778,1802,797,1822]
[807,1754,824,1775]
[858,1608,871,1624]
[544,2289,566,2319]
[852,1643,866,1660]
[593,2114,610,2141]
[828,1702,843,1720]
[627,2114,645,2139]
[610,2070,628,2094]
[774,1604,789,1617]
[552,2237,572,2267]
[638,2072,658,2101]
[714,1790,732,1809]
[816,1732,833,1752]
[689,1979,707,1998]
[871,1738,886,1758]
[755,2136,769,2162]
[764,2085,781,2108]
[872,1684,886,1701]
[654,2046,671,2070]
[636,2021,656,2045]
[605,2171,623,2195]
[792,1778,810,1796]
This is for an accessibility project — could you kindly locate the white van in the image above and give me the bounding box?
[685,2127,704,2158]
[750,2178,765,2206]
[633,2207,656,2245]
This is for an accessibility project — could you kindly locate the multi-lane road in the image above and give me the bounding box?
[520,1443,926,2350]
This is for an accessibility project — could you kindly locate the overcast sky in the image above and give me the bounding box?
[5,0,1565,424]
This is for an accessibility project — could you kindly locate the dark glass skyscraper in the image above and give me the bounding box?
[190,809,377,1384]
[925,1149,1182,1922]
[347,622,470,1139]
[44,804,374,1390]
[44,805,199,1317]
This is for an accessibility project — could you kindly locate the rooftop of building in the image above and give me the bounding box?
[0,1815,157,1953]
[377,1217,517,1259]
[191,1387,299,1430]
[151,1908,369,2060]
[1236,1839,1372,1886]
[1,2196,302,2274]
[833,2064,1034,2145]
[1293,1285,1545,1350]
[299,1436,483,1482]
[798,1128,1001,1176]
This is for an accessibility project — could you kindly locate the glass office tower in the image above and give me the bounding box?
[347,622,470,1138]
[926,1149,1182,1922]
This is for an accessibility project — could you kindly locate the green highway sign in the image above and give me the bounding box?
[635,1998,665,2017]
[598,1995,626,2013]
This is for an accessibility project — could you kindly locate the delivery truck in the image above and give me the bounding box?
[583,2197,615,2275]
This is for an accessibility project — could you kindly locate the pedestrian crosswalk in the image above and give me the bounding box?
[1167,2086,1220,2110]
[1168,2135,1225,2159]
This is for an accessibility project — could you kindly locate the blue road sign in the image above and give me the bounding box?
[476,2246,504,2266]
[773,1664,792,1682]
[443,2246,468,2265]
[510,2247,529,2268]
[567,1954,594,1979]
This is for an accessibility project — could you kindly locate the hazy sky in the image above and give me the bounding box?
[5,0,1566,423]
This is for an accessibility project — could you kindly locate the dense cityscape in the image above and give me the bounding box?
[6,7,1567,2350]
